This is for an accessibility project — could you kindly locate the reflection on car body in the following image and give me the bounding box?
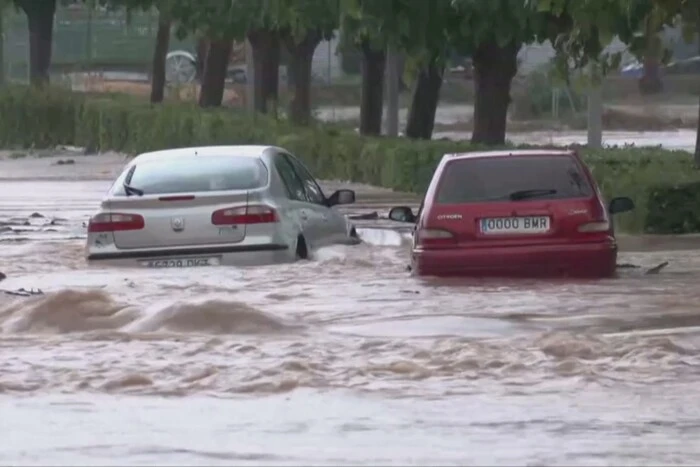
[389,149,635,278]
[85,145,359,269]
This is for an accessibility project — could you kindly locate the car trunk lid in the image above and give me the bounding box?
[109,191,252,249]
[105,152,269,250]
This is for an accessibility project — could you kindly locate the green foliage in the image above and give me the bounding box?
[452,0,547,53]
[277,0,339,43]
[536,0,699,81]
[646,181,700,233]
[169,0,339,42]
[0,85,697,233]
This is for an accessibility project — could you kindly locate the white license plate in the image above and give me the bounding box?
[480,216,550,235]
[140,257,221,268]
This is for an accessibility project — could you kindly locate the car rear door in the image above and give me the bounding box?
[273,153,324,247]
[284,153,346,246]
[107,154,269,250]
[425,154,607,248]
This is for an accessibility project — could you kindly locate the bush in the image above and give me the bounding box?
[0,85,698,234]
[645,181,700,234]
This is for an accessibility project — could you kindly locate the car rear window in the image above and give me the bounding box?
[112,155,268,196]
[436,155,593,204]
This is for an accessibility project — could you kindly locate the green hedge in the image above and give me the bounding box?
[1,85,699,234]
[646,181,700,234]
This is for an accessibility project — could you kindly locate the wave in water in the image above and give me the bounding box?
[0,289,301,335]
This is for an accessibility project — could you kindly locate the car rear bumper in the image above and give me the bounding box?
[86,243,293,268]
[412,241,617,278]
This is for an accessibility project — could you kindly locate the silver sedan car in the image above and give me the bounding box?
[85,145,359,268]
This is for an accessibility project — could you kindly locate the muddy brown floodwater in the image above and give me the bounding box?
[3,150,700,466]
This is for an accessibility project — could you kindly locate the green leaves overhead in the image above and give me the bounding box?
[450,0,546,53]
[537,0,698,76]
[168,0,339,43]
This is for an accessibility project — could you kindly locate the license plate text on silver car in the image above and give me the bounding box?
[140,257,221,268]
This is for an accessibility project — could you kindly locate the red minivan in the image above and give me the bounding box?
[389,150,635,278]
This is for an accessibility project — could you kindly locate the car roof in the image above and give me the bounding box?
[445,149,576,161]
[132,145,281,164]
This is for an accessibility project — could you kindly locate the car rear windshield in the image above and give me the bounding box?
[112,155,268,196]
[436,155,594,204]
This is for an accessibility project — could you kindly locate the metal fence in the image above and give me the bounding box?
[1,4,698,148]
[3,5,195,77]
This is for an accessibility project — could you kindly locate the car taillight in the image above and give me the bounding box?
[577,220,610,233]
[416,228,455,246]
[88,213,145,232]
[211,205,279,225]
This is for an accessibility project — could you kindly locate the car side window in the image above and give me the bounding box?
[274,155,308,202]
[284,154,326,205]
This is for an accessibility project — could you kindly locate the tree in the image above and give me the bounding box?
[448,0,580,145]
[91,0,170,103]
[122,0,170,104]
[402,0,459,140]
[172,0,290,111]
[341,0,399,136]
[150,3,171,103]
[537,0,700,164]
[278,0,338,126]
[171,0,245,108]
[14,0,57,85]
[0,0,6,86]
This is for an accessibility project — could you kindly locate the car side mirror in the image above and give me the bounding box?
[327,189,356,206]
[388,206,416,223]
[609,196,635,214]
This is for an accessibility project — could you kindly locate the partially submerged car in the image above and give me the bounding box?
[86,145,358,268]
[389,149,635,278]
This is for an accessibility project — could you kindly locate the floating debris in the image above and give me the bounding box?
[1,288,44,297]
[645,261,669,275]
[348,212,380,220]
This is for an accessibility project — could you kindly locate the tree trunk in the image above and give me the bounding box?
[198,39,232,108]
[471,40,519,145]
[694,92,700,167]
[195,37,207,80]
[284,29,322,126]
[359,40,386,136]
[695,33,700,168]
[17,0,57,86]
[0,6,5,86]
[149,10,171,104]
[248,29,281,114]
[639,56,663,95]
[405,60,444,140]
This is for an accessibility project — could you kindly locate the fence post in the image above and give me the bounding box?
[587,63,603,149]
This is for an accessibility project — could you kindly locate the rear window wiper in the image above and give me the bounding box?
[508,189,557,201]
[123,182,144,197]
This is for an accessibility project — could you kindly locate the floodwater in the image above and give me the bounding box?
[2,150,700,466]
